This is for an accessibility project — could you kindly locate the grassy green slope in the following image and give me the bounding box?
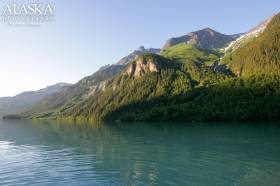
[160,43,221,65]
[160,43,227,86]
[55,49,227,122]
[22,13,280,122]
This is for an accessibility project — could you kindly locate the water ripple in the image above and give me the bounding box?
[0,121,280,186]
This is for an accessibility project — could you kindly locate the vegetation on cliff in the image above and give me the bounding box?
[4,13,280,123]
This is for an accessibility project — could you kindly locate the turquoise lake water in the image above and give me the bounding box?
[0,120,280,185]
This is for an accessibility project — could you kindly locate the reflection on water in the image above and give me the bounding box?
[0,120,280,185]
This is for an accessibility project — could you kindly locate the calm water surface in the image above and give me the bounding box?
[0,120,280,186]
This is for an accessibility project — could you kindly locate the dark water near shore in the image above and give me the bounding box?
[0,120,280,186]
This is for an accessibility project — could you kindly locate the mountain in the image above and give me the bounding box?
[4,12,280,122]
[117,46,160,65]
[20,39,227,121]
[223,13,280,77]
[163,28,241,49]
[21,64,124,118]
[56,53,227,122]
[0,83,71,117]
[20,46,159,118]
[224,15,274,53]
[52,12,280,122]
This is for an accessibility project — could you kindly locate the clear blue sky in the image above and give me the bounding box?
[0,0,279,97]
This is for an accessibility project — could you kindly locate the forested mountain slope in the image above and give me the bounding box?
[53,13,280,122]
[0,83,70,117]
[4,13,280,122]
[224,13,280,76]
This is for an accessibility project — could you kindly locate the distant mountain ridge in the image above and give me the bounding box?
[3,12,280,122]
[18,47,160,117]
[117,46,160,65]
[163,28,242,49]
[0,83,71,117]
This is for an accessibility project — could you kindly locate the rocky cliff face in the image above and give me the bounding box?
[163,28,240,49]
[8,13,280,121]
[117,46,160,65]
[125,56,159,78]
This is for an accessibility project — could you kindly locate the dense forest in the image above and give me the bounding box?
[56,50,229,122]
[53,13,280,122]
[5,13,280,123]
[114,74,280,122]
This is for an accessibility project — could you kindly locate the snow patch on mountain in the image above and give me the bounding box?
[224,15,275,52]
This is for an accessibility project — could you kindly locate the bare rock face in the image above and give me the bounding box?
[126,57,159,78]
[163,28,241,49]
[88,80,107,96]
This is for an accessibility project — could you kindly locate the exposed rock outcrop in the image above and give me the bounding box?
[117,46,160,65]
[126,56,159,78]
[163,28,241,49]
